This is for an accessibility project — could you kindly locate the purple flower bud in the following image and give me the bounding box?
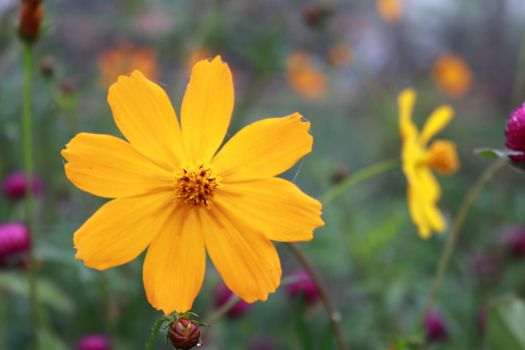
[469,251,501,280]
[213,282,250,318]
[2,170,42,201]
[424,311,448,343]
[76,334,111,350]
[477,308,487,334]
[249,336,278,350]
[505,103,525,163]
[286,269,320,304]
[502,226,525,258]
[0,222,30,266]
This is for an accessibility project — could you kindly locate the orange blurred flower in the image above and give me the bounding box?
[328,42,353,68]
[432,54,473,98]
[98,43,157,87]
[287,51,326,100]
[18,0,43,43]
[376,0,403,23]
[187,47,213,71]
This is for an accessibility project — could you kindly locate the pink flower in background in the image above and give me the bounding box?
[2,170,42,201]
[76,334,111,350]
[502,226,525,258]
[0,222,30,266]
[213,282,251,318]
[424,310,448,343]
[505,103,525,163]
[286,269,320,304]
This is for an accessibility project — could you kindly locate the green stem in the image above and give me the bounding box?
[321,158,400,205]
[145,317,167,350]
[423,159,506,318]
[23,42,40,350]
[287,243,349,350]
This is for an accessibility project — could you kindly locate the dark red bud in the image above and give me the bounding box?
[18,0,43,43]
[168,318,200,350]
[302,4,333,28]
[40,57,55,79]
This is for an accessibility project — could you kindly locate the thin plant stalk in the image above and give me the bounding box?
[145,317,167,350]
[423,159,506,317]
[287,242,349,350]
[321,158,400,205]
[23,42,40,350]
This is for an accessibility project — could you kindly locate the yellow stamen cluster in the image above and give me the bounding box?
[175,164,222,208]
[425,140,459,175]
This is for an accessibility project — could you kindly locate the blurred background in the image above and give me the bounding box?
[1,0,525,349]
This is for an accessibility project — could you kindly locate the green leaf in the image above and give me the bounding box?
[293,298,314,350]
[486,295,525,350]
[0,272,73,313]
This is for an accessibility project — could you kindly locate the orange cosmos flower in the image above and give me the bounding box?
[61,56,324,314]
[287,51,326,100]
[376,0,403,23]
[98,43,157,87]
[328,42,353,68]
[432,54,473,98]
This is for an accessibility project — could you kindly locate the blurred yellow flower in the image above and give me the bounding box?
[432,54,473,98]
[287,51,326,99]
[399,89,459,239]
[98,43,157,87]
[62,56,324,314]
[376,0,403,23]
[328,42,353,68]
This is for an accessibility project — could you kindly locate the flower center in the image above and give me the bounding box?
[175,164,222,208]
[425,140,459,175]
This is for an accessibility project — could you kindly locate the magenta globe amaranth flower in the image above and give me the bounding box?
[76,334,111,350]
[505,103,525,163]
[286,269,320,304]
[502,226,525,258]
[424,311,448,343]
[213,282,250,318]
[0,222,30,266]
[2,170,42,201]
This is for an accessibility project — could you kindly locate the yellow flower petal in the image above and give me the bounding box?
[61,133,173,198]
[398,88,417,140]
[407,186,431,239]
[108,70,186,169]
[212,113,312,181]
[419,106,454,145]
[202,208,281,303]
[143,207,206,314]
[74,191,173,270]
[215,177,324,242]
[181,56,234,163]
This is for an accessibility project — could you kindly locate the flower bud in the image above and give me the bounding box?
[0,222,30,267]
[502,226,525,258]
[286,269,320,304]
[18,0,43,43]
[40,57,55,79]
[213,282,250,318]
[249,336,278,350]
[2,170,42,201]
[302,4,333,28]
[330,164,348,184]
[168,318,200,350]
[76,334,111,350]
[469,251,501,281]
[505,103,525,163]
[424,311,448,343]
